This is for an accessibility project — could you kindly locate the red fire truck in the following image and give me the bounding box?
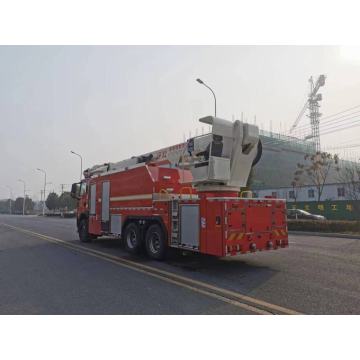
[71,116,288,260]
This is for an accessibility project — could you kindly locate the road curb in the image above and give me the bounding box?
[289,231,360,240]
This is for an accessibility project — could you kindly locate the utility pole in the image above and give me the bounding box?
[18,179,26,215]
[37,168,47,216]
[60,184,69,194]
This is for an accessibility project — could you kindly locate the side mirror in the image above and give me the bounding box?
[70,183,81,200]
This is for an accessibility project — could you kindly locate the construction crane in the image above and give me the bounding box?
[290,74,326,151]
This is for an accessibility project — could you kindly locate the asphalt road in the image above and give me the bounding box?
[1,214,359,314]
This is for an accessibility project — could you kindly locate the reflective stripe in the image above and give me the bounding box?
[110,193,199,202]
[110,194,153,202]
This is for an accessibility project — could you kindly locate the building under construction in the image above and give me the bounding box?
[253,129,356,202]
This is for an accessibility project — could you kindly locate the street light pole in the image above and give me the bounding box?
[18,179,26,215]
[196,78,217,117]
[37,168,47,216]
[5,186,12,214]
[70,150,83,181]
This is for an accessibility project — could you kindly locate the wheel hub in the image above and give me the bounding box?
[149,232,160,253]
[127,230,137,248]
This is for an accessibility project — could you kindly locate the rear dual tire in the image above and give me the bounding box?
[123,222,167,260]
[124,222,142,254]
[145,224,167,260]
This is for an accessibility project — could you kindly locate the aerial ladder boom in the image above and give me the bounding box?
[84,116,262,192]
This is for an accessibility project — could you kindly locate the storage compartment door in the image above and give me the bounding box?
[101,181,110,231]
[180,204,200,249]
[89,183,96,215]
[89,183,101,234]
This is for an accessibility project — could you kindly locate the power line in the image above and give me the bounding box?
[334,137,360,145]
[321,117,359,132]
[293,110,360,132]
[324,143,360,150]
[263,118,360,149]
[319,117,360,133]
[321,122,360,136]
[287,104,360,144]
[286,115,360,143]
[319,104,360,121]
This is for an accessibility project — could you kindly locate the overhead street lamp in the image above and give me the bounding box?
[70,150,83,181]
[4,185,12,214]
[18,179,26,216]
[36,168,47,216]
[40,182,53,205]
[196,78,217,117]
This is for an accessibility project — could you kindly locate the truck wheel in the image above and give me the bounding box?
[124,223,142,254]
[78,218,91,243]
[145,224,167,260]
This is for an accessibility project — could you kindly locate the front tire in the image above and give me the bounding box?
[145,224,167,260]
[78,218,91,243]
[124,222,142,254]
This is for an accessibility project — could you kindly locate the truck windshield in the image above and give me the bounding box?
[80,182,87,196]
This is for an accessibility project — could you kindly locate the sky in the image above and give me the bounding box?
[1,45,360,200]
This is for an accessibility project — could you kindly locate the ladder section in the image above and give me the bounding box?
[171,200,180,245]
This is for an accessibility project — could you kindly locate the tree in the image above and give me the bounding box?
[14,197,24,213]
[25,197,34,213]
[0,200,11,214]
[290,180,302,203]
[336,161,360,200]
[296,151,339,202]
[46,192,59,211]
[58,192,77,210]
[13,197,34,214]
[290,166,305,203]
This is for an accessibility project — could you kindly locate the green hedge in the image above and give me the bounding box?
[287,201,360,221]
[287,219,360,233]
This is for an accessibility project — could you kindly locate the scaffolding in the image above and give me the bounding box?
[260,129,316,154]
